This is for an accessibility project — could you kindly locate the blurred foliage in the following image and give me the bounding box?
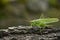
[0,0,60,8]
[2,0,9,5]
[0,11,6,19]
[0,0,60,19]
[49,0,60,8]
[49,0,57,5]
[18,0,26,4]
[0,0,9,9]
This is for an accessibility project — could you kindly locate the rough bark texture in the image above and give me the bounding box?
[0,26,60,40]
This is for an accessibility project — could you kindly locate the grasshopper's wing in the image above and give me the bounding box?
[39,18,59,24]
[30,18,59,24]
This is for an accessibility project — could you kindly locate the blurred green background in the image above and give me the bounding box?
[0,0,60,28]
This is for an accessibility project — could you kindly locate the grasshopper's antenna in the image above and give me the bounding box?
[40,13,47,19]
[40,12,49,19]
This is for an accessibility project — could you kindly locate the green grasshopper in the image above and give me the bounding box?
[30,18,59,27]
[30,14,59,27]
